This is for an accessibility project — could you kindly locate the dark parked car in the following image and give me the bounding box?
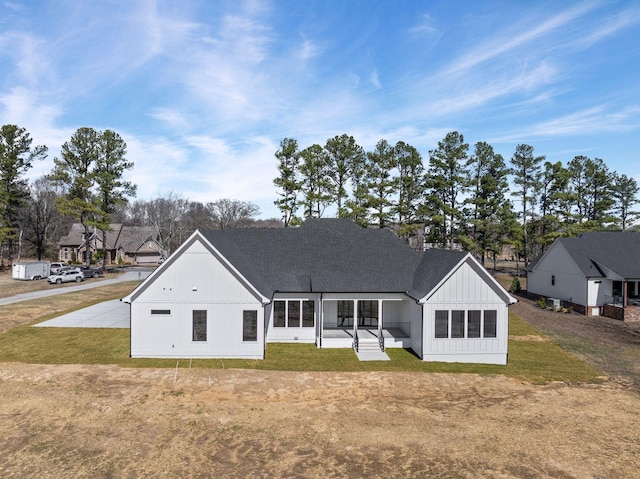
[78,265,105,278]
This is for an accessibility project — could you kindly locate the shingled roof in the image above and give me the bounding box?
[200,218,469,299]
[549,231,640,279]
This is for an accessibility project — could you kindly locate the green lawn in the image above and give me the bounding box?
[0,310,602,384]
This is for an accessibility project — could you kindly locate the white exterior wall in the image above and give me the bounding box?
[266,293,320,343]
[587,279,611,312]
[406,300,424,357]
[421,260,509,365]
[527,243,587,305]
[130,239,264,359]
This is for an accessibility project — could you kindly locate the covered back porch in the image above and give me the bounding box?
[602,279,640,322]
[316,294,415,351]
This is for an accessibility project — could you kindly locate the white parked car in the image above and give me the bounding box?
[50,262,69,274]
[48,269,84,284]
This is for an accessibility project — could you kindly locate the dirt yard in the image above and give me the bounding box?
[0,363,638,478]
[1,270,639,478]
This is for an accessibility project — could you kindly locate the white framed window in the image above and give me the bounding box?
[434,309,498,339]
[273,300,315,328]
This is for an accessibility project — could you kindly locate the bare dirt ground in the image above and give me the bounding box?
[0,268,639,478]
[512,293,640,390]
[1,363,639,479]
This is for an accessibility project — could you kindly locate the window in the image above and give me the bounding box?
[302,301,315,327]
[274,300,315,328]
[338,300,354,328]
[435,309,498,339]
[243,310,258,341]
[484,310,497,338]
[358,300,378,327]
[613,281,623,298]
[192,310,207,341]
[435,310,448,338]
[467,310,481,338]
[151,309,171,315]
[451,310,465,338]
[274,301,285,327]
[551,275,556,286]
[288,300,301,327]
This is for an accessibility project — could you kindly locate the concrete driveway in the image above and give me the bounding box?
[19,269,151,329]
[34,300,130,329]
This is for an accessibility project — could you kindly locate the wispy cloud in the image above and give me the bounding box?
[437,3,598,78]
[492,105,640,143]
[572,7,640,48]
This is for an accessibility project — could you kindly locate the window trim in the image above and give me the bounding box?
[192,310,207,342]
[273,299,315,328]
[434,309,499,339]
[243,310,258,342]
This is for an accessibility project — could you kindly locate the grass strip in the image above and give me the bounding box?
[0,302,602,384]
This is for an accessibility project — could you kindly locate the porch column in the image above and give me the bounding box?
[624,281,628,307]
[378,299,383,334]
[353,299,358,337]
[319,297,323,348]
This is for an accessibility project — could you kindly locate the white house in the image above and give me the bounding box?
[122,219,516,364]
[526,231,640,321]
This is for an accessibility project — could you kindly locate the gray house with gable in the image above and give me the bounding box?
[527,231,640,321]
[123,219,516,364]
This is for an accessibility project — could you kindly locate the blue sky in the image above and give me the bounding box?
[1,0,639,219]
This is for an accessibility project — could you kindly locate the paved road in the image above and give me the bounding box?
[0,270,151,307]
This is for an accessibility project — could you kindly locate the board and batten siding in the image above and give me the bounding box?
[527,242,587,306]
[130,238,264,359]
[421,259,508,365]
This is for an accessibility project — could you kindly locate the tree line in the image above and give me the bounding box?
[0,124,267,268]
[273,132,640,266]
[2,123,637,270]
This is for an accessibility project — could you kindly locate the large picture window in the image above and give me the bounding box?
[243,310,258,341]
[273,300,315,328]
[434,309,498,339]
[192,310,207,341]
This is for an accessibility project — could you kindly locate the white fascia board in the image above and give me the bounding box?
[418,253,517,305]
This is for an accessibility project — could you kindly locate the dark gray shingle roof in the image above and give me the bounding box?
[200,218,467,299]
[556,231,640,279]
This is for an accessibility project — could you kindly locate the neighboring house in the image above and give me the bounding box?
[526,231,640,321]
[123,219,516,364]
[58,224,163,265]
